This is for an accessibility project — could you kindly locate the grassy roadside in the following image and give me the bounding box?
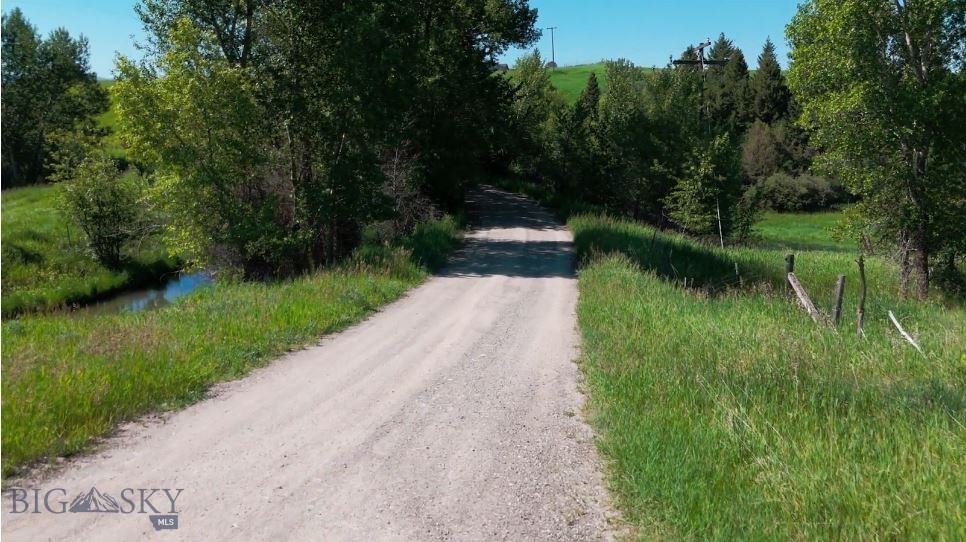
[570,214,964,539]
[1,185,178,318]
[1,215,462,478]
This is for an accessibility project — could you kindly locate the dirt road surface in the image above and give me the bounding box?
[2,187,613,541]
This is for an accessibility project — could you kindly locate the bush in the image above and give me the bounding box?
[756,172,848,212]
[59,154,146,268]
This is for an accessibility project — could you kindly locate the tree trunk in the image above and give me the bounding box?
[897,229,911,297]
[912,221,929,298]
[910,148,930,298]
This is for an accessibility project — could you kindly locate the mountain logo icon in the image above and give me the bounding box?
[68,487,121,513]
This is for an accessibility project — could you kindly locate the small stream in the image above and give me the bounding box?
[75,271,212,316]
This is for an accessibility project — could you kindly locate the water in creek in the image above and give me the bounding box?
[74,271,212,316]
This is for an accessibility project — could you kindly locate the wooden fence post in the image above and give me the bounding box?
[788,272,824,324]
[831,275,845,326]
[784,254,795,298]
[856,256,866,338]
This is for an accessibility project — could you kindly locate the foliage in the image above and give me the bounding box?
[509,50,566,178]
[665,134,744,238]
[751,38,792,123]
[706,34,753,134]
[752,171,849,213]
[787,0,966,297]
[120,1,538,277]
[594,59,655,216]
[1,8,108,187]
[58,154,149,269]
[742,119,816,180]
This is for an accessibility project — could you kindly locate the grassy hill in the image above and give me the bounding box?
[94,80,124,158]
[508,61,660,103]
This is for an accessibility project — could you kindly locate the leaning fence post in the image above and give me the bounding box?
[788,272,824,324]
[784,254,795,298]
[856,256,866,338]
[831,275,846,326]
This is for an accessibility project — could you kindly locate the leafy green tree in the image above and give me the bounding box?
[596,59,655,216]
[752,38,791,123]
[124,1,539,276]
[1,8,107,186]
[573,72,601,126]
[510,50,565,178]
[787,0,966,297]
[741,120,784,181]
[665,134,744,238]
[115,19,282,274]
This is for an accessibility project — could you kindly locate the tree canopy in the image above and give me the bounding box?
[1,8,107,187]
[787,0,966,297]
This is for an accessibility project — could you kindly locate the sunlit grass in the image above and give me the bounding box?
[570,214,964,539]
[1,216,462,477]
[753,209,855,253]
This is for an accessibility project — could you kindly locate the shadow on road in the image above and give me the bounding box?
[437,187,575,279]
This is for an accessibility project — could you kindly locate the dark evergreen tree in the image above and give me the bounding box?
[705,34,752,135]
[752,38,791,123]
[573,72,600,126]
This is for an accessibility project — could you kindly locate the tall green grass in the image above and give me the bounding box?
[1,216,462,477]
[570,214,964,539]
[1,185,177,317]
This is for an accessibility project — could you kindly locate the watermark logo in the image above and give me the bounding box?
[7,486,183,530]
[68,487,120,513]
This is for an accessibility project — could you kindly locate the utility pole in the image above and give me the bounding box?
[545,26,558,68]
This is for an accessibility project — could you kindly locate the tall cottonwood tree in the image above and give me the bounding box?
[787,0,966,297]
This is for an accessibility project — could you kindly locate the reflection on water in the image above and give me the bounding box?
[75,272,212,316]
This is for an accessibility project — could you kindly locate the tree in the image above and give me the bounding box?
[124,1,539,276]
[510,50,565,178]
[573,72,601,126]
[59,153,146,269]
[596,59,654,216]
[704,34,753,133]
[1,8,107,186]
[741,120,784,181]
[664,134,743,238]
[751,38,791,123]
[787,0,966,297]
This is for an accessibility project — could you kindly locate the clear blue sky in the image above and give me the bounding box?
[4,1,798,78]
[502,1,799,68]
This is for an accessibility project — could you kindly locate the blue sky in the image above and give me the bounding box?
[4,1,799,78]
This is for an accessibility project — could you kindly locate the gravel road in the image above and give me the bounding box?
[2,187,613,541]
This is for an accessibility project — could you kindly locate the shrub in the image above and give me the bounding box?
[756,172,848,212]
[59,154,146,268]
[741,120,783,181]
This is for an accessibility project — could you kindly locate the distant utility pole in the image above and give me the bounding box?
[545,26,558,68]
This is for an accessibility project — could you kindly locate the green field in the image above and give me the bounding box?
[1,184,177,317]
[0,216,461,477]
[570,214,964,539]
[545,63,608,102]
[754,210,855,253]
[94,80,125,158]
